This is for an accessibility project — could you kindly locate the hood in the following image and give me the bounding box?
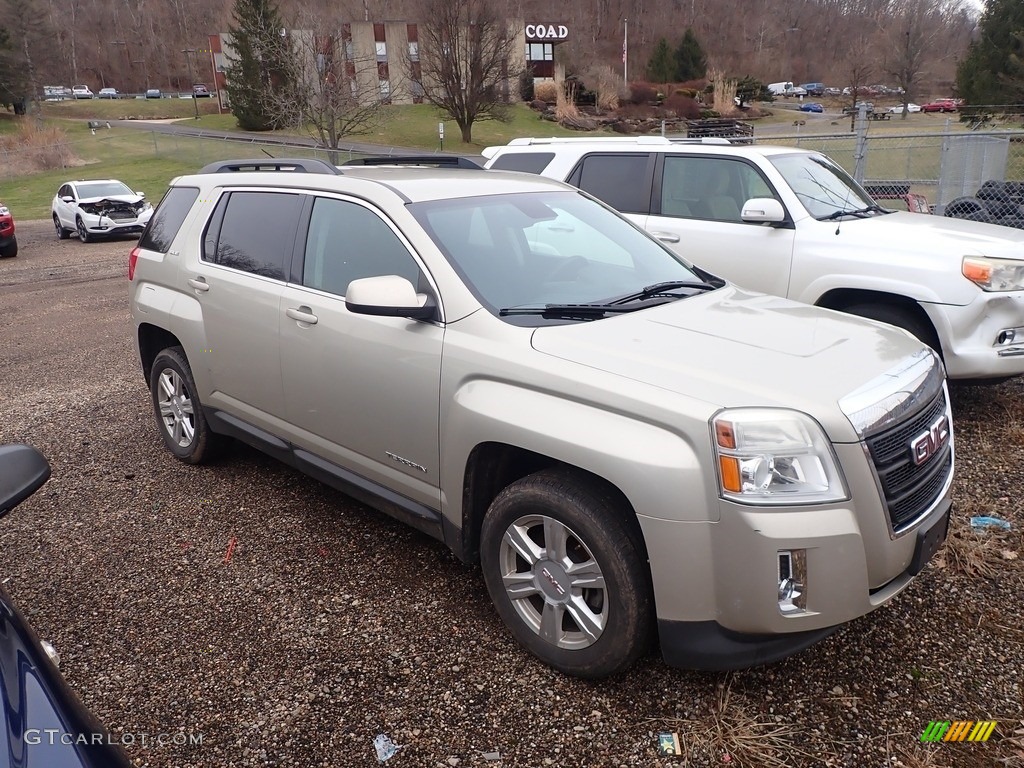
[78,195,144,206]
[530,286,929,443]
[850,210,1024,259]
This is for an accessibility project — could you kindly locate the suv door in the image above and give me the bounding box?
[647,154,797,296]
[566,153,654,229]
[279,195,442,510]
[191,189,302,431]
[55,184,75,227]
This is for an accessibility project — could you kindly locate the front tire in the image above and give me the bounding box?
[480,469,652,678]
[76,216,92,243]
[54,214,70,240]
[0,238,16,258]
[149,347,226,464]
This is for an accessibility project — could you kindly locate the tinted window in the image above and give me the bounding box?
[203,191,301,280]
[575,155,651,214]
[659,156,778,222]
[139,186,199,253]
[489,152,555,174]
[302,197,421,295]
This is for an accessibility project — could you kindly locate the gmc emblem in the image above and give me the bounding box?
[909,414,950,466]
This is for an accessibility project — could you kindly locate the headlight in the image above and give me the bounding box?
[962,257,1024,291]
[712,409,848,506]
[0,206,8,215]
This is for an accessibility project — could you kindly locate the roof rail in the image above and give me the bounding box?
[198,158,341,175]
[343,156,484,169]
[665,137,735,145]
[505,136,674,146]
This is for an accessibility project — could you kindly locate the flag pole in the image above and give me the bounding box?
[623,18,628,83]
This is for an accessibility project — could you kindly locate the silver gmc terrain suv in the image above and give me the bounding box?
[130,157,954,678]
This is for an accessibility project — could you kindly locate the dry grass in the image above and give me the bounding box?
[884,741,949,768]
[0,119,80,174]
[710,69,740,116]
[553,64,581,122]
[582,64,623,111]
[937,519,1011,578]
[650,676,809,766]
[533,80,558,103]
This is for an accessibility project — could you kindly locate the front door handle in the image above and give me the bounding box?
[651,231,681,243]
[286,306,318,325]
[187,277,210,292]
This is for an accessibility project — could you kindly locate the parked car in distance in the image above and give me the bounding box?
[52,179,153,243]
[841,101,875,115]
[43,85,72,101]
[145,88,162,99]
[823,86,842,96]
[0,444,134,768]
[97,87,121,99]
[887,103,921,113]
[799,102,824,113]
[800,82,825,96]
[482,136,1024,382]
[192,83,211,98]
[130,156,953,679]
[0,202,16,258]
[72,85,94,99]
[921,99,958,113]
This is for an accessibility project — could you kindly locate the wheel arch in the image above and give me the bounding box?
[137,324,185,384]
[816,288,941,348]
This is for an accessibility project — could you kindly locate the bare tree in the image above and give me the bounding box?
[267,16,385,159]
[410,0,521,143]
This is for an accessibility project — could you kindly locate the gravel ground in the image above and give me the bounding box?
[0,219,1022,768]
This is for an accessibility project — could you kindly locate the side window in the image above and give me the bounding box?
[489,152,555,174]
[574,154,651,214]
[139,186,199,253]
[302,197,421,296]
[660,156,775,223]
[202,191,301,280]
[58,184,70,199]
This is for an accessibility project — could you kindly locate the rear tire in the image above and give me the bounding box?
[844,303,941,356]
[0,238,16,258]
[149,346,226,464]
[480,469,652,678]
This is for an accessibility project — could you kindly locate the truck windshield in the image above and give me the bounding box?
[770,153,880,220]
[410,190,710,320]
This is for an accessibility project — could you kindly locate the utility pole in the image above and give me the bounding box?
[623,18,628,84]
[182,48,199,119]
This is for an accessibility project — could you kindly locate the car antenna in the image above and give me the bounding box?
[260,147,276,158]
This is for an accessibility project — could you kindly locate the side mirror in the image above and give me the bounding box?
[136,191,145,198]
[741,197,786,224]
[345,275,436,320]
[0,444,51,518]
[62,196,75,204]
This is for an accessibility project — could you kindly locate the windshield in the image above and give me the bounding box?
[770,153,877,219]
[76,182,134,198]
[409,191,707,320]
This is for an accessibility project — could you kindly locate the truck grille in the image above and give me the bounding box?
[865,388,952,533]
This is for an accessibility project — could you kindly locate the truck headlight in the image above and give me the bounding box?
[712,409,848,505]
[962,256,1024,291]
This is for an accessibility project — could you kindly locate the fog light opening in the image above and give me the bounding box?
[778,549,808,615]
[994,327,1024,346]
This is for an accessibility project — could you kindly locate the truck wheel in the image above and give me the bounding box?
[844,303,941,355]
[480,469,652,678]
[149,346,226,464]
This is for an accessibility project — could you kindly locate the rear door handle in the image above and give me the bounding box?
[651,231,681,243]
[187,277,210,292]
[286,306,318,325]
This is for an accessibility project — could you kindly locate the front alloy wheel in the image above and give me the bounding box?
[480,469,652,678]
[76,217,91,243]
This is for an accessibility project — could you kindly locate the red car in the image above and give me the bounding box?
[921,99,959,113]
[0,202,16,258]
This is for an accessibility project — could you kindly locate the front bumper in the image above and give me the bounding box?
[925,293,1024,379]
[82,211,152,237]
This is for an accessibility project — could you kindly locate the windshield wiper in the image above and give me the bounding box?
[499,303,641,318]
[820,203,888,221]
[603,280,719,305]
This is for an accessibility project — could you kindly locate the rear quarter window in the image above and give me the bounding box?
[489,152,555,174]
[139,186,200,253]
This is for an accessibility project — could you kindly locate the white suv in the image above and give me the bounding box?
[52,179,153,242]
[72,85,94,99]
[482,136,1024,381]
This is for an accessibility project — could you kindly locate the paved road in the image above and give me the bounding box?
[0,220,1021,768]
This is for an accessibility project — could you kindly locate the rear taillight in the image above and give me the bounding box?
[128,246,139,280]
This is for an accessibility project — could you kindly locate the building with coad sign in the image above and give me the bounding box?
[209,19,569,110]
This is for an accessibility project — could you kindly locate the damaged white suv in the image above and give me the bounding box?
[52,179,153,243]
[130,157,954,678]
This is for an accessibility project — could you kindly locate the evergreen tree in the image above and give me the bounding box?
[224,0,291,131]
[646,38,675,83]
[956,0,1024,107]
[674,28,707,82]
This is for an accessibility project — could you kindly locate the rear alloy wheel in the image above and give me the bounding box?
[149,346,226,464]
[53,214,70,240]
[76,216,92,243]
[480,469,652,678]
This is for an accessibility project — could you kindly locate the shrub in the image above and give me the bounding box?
[518,69,535,102]
[628,81,658,105]
[662,93,703,119]
[0,119,78,174]
[533,80,559,103]
[580,65,624,112]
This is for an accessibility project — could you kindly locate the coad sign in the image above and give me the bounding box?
[525,24,569,41]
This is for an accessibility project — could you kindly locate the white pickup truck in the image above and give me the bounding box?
[483,136,1024,381]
